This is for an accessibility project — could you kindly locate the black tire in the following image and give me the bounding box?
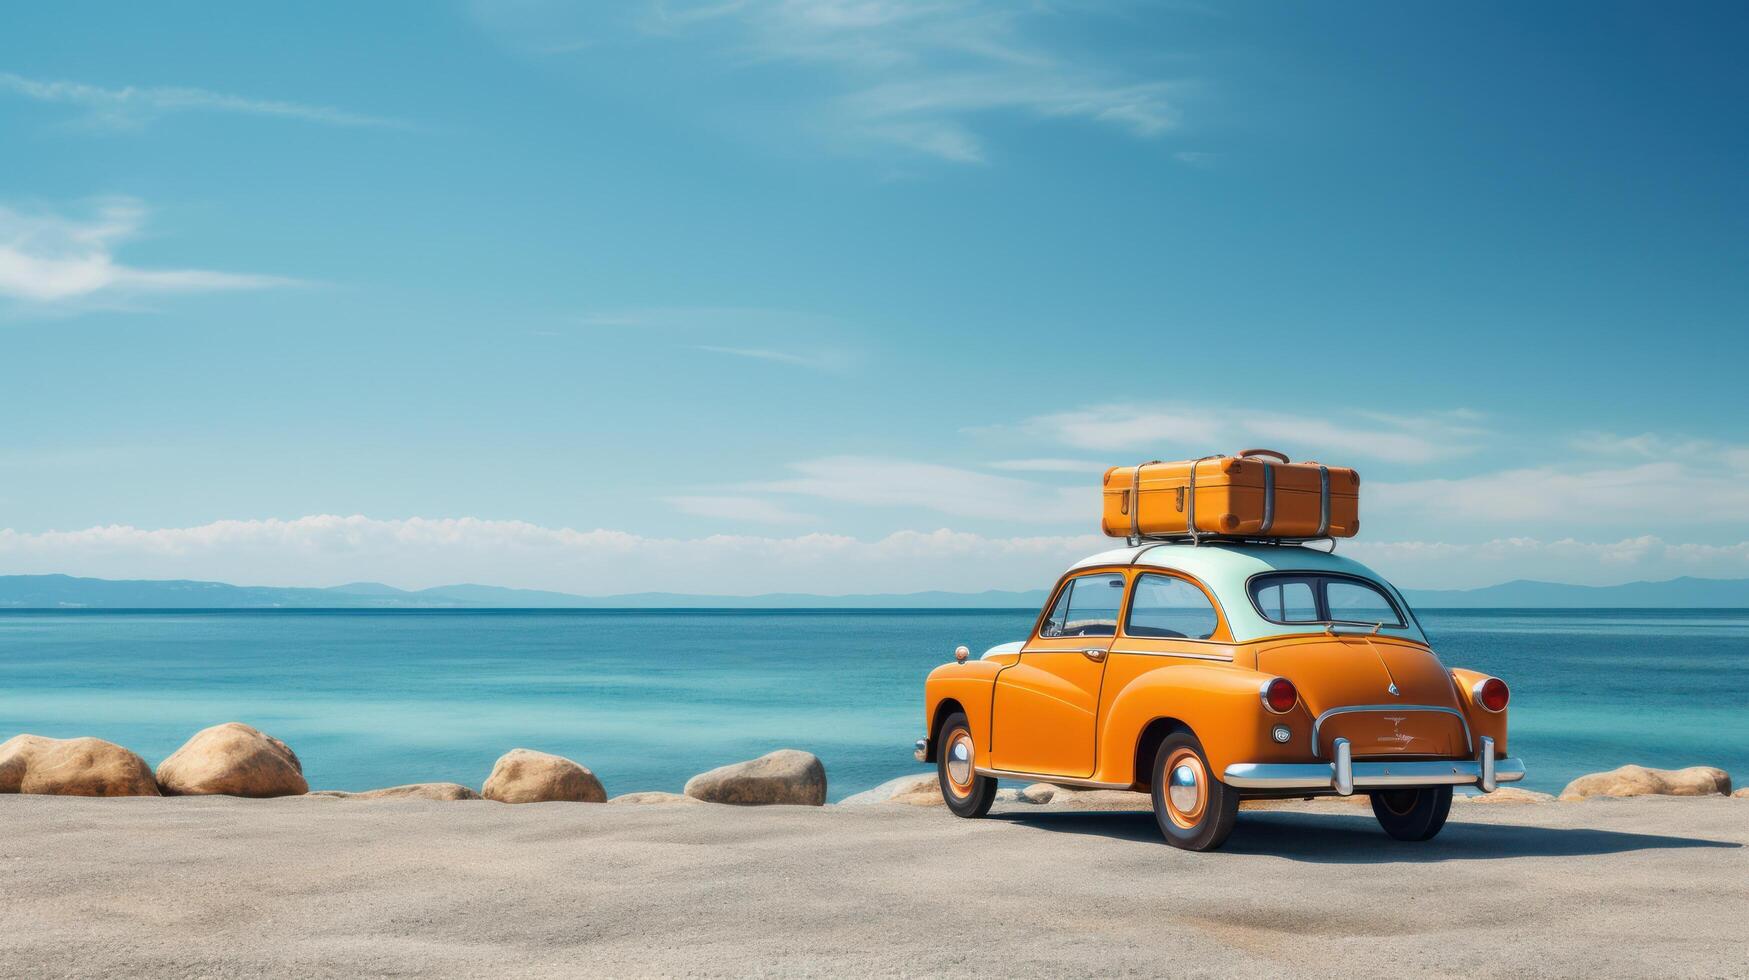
[1149,730,1239,851]
[936,711,997,818]
[1369,786,1453,841]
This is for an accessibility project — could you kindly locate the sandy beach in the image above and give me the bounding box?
[2,794,1744,979]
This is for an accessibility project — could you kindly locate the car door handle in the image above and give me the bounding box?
[1081,648,1107,662]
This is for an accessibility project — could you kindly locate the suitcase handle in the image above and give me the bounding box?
[1237,448,1290,464]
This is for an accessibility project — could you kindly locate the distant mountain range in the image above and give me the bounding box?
[0,574,1052,609]
[1400,576,1749,609]
[1,573,1747,610]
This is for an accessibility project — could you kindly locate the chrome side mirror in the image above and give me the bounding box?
[954,645,970,664]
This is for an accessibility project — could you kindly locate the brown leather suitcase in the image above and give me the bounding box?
[1101,450,1359,541]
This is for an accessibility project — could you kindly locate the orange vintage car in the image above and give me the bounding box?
[915,541,1523,850]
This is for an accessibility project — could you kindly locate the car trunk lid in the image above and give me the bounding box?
[1257,635,1469,759]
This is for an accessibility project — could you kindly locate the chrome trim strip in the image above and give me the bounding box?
[973,767,1131,791]
[1311,704,1472,758]
[1107,647,1234,662]
[1222,757,1526,790]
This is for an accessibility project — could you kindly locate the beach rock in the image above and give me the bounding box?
[837,774,939,806]
[608,791,704,806]
[311,782,482,801]
[1558,765,1731,801]
[0,734,47,792]
[1019,783,1058,804]
[1455,787,1555,804]
[1736,788,1749,799]
[0,735,160,797]
[482,749,605,804]
[155,723,308,798]
[683,749,826,806]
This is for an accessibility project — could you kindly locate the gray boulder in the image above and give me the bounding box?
[838,774,939,806]
[683,749,826,806]
[482,749,606,804]
[1559,765,1731,801]
[0,734,160,797]
[155,723,307,798]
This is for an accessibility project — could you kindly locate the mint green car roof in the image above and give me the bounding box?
[1068,542,1426,644]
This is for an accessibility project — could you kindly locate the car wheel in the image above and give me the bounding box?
[1150,730,1239,851]
[1369,786,1453,841]
[936,711,997,818]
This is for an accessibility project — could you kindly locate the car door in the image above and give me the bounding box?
[991,570,1125,778]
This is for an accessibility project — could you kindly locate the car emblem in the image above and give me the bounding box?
[1387,683,1400,696]
[1377,715,1416,748]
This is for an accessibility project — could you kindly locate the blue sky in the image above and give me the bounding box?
[2,1,1746,594]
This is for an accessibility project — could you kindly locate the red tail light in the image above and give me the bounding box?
[1261,677,1298,714]
[1474,677,1510,712]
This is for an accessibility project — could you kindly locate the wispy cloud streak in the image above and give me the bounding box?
[0,198,295,310]
[694,345,848,370]
[1017,403,1486,465]
[0,72,406,130]
[480,1,1185,163]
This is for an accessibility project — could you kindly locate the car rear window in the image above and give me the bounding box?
[1249,573,1404,628]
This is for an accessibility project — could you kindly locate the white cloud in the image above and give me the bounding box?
[753,455,1089,524]
[1347,535,1749,590]
[0,72,404,130]
[1566,430,1727,461]
[482,1,1185,164]
[1021,404,1483,464]
[0,198,294,309]
[665,495,819,525]
[1373,456,1749,524]
[0,515,1103,595]
[6,515,1740,596]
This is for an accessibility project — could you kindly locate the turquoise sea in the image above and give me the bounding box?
[1,609,1745,800]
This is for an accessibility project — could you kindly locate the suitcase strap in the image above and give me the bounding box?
[1315,464,1330,537]
[1258,461,1276,534]
[1126,460,1161,546]
[1184,454,1221,546]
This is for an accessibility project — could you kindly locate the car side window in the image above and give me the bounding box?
[1125,574,1219,640]
[1039,572,1125,638]
[1252,577,1320,623]
[1038,582,1074,637]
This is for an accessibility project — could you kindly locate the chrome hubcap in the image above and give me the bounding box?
[1167,763,1200,813]
[946,735,973,787]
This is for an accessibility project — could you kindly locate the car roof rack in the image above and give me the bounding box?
[1125,533,1338,553]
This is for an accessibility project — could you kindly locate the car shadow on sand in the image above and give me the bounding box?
[989,809,1743,862]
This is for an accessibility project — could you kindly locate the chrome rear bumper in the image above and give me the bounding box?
[1223,736,1524,795]
[913,738,929,763]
